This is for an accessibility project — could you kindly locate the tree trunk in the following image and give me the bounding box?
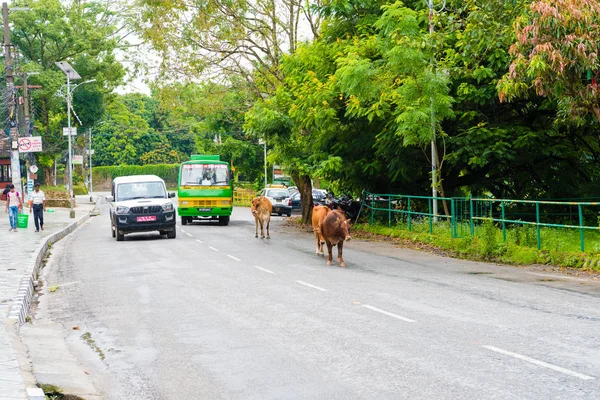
[44,167,54,187]
[292,172,313,224]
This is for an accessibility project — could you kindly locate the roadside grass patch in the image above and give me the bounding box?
[353,221,600,271]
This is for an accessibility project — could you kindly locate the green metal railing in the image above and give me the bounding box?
[357,191,600,252]
[470,198,600,252]
[357,192,468,238]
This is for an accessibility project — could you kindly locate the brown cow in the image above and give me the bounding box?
[251,196,272,239]
[311,205,330,256]
[320,210,351,267]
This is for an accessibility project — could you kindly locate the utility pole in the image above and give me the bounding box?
[3,2,22,195]
[259,139,267,187]
[427,0,438,222]
[88,127,93,202]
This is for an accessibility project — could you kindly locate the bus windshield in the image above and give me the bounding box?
[181,164,230,186]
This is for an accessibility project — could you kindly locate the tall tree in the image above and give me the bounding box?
[498,0,600,124]
[136,0,321,96]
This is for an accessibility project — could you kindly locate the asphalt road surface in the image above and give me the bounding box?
[38,200,600,399]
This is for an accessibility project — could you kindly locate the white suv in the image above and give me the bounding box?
[259,188,292,216]
[108,175,177,241]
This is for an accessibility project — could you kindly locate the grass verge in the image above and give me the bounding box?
[353,220,600,271]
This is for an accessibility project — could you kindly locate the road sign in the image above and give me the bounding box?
[18,136,42,153]
[63,127,77,136]
[86,149,95,155]
[29,165,38,174]
[72,155,83,165]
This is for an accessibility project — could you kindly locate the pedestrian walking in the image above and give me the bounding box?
[5,184,23,232]
[29,183,46,232]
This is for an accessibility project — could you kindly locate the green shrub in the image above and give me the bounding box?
[73,185,88,195]
[93,164,180,187]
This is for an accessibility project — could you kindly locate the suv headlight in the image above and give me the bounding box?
[162,202,174,212]
[115,205,130,215]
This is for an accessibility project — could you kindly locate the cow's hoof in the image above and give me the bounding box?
[267,236,270,239]
[255,235,258,238]
[339,262,346,267]
[327,261,332,266]
[261,236,265,239]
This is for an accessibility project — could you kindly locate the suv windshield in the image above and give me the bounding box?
[117,182,166,201]
[181,164,230,186]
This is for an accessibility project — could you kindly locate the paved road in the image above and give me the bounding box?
[29,200,600,399]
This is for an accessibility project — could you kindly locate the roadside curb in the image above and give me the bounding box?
[8,211,92,328]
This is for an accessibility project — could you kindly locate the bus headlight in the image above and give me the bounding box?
[221,200,231,205]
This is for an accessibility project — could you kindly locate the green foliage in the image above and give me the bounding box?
[498,0,600,125]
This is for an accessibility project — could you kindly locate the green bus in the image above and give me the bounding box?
[178,155,233,226]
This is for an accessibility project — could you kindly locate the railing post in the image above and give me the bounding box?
[469,198,474,237]
[429,197,433,234]
[578,204,585,252]
[451,198,456,238]
[501,201,506,242]
[536,202,541,250]
[408,197,412,232]
[370,195,374,224]
[388,196,391,228]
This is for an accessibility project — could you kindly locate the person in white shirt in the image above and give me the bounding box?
[29,183,46,232]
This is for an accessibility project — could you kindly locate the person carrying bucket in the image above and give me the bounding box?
[5,184,23,232]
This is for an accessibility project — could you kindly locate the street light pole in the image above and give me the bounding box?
[88,127,93,202]
[66,74,74,217]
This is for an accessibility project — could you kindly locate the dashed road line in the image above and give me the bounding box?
[254,266,274,274]
[483,345,595,381]
[209,246,219,252]
[185,232,193,238]
[361,305,415,323]
[296,280,327,292]
[227,255,241,261]
[196,239,203,244]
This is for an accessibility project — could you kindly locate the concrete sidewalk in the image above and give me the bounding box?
[0,195,96,399]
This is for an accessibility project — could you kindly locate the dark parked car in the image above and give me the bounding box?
[290,191,301,211]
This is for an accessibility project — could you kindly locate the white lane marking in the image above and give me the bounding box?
[209,246,219,252]
[179,228,186,233]
[196,239,203,244]
[227,255,241,261]
[254,266,274,274]
[361,305,415,323]
[185,232,193,238]
[296,280,327,292]
[483,345,595,381]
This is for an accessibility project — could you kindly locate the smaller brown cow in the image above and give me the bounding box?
[251,196,272,239]
[311,205,330,256]
[320,210,352,267]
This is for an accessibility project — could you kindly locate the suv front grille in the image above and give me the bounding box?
[130,206,162,214]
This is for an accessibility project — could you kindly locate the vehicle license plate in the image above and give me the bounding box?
[276,200,282,203]
[137,216,156,222]
[198,208,212,212]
